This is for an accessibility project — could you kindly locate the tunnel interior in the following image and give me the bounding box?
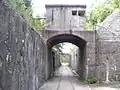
[46,34,87,79]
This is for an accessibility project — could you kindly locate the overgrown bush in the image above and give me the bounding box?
[8,0,46,31]
[84,77,97,84]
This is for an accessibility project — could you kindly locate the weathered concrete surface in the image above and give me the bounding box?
[44,4,97,80]
[40,64,89,90]
[44,9,120,81]
[43,29,96,79]
[40,64,120,90]
[96,12,120,81]
[0,1,48,90]
[54,51,61,69]
[45,4,86,31]
[52,49,61,72]
[1,1,120,90]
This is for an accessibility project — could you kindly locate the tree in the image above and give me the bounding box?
[8,0,46,32]
[108,0,120,9]
[87,0,120,30]
[31,16,47,31]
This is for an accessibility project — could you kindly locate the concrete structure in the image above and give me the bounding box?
[44,4,96,80]
[96,12,120,81]
[44,4,120,82]
[69,46,79,71]
[45,4,86,31]
[0,0,120,90]
[52,48,61,72]
[0,1,47,90]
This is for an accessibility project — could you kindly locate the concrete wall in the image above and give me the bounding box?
[96,12,120,81]
[85,31,96,78]
[54,51,61,69]
[0,1,47,90]
[44,5,96,79]
[52,49,61,70]
[69,47,79,70]
[44,30,96,79]
[46,47,61,79]
[45,5,86,31]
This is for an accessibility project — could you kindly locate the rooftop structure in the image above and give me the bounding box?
[45,4,86,31]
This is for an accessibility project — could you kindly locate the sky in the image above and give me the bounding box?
[32,0,97,17]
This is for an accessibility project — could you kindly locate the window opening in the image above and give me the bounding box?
[72,10,77,15]
[78,11,85,16]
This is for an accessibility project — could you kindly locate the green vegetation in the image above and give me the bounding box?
[87,0,120,30]
[84,77,97,84]
[79,77,97,84]
[8,0,120,31]
[8,0,46,32]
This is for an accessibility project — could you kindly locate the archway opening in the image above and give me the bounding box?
[52,43,79,71]
[46,34,87,79]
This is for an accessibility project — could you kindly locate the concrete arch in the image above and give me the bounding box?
[46,33,87,79]
[47,34,87,48]
[43,30,95,43]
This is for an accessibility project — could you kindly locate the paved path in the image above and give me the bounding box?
[40,65,119,90]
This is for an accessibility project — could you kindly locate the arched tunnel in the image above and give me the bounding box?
[46,34,87,79]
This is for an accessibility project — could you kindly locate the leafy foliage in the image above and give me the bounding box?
[31,16,47,31]
[87,0,120,30]
[8,0,46,31]
[84,77,97,84]
[108,0,120,9]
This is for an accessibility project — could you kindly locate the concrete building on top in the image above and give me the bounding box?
[45,4,86,31]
